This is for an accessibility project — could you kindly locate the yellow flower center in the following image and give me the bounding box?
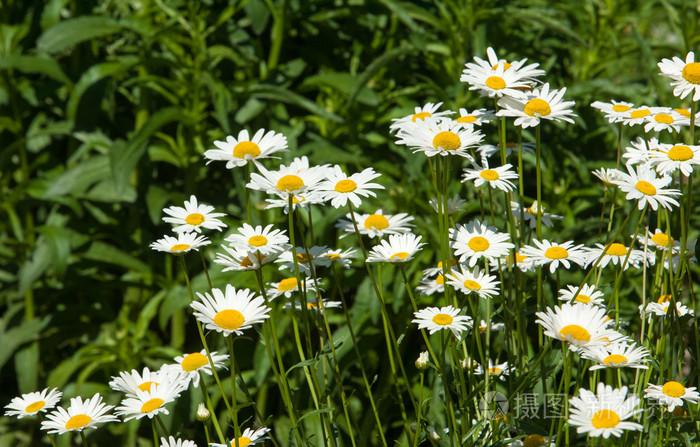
[326,252,341,261]
[524,98,551,117]
[487,367,502,375]
[276,174,304,192]
[544,246,569,260]
[435,274,445,285]
[612,104,631,113]
[240,257,254,268]
[674,108,691,117]
[657,294,672,304]
[141,398,165,414]
[603,354,628,365]
[306,302,318,310]
[411,111,431,122]
[652,232,673,247]
[364,214,389,230]
[480,169,500,181]
[65,414,92,430]
[181,352,208,372]
[233,141,261,159]
[682,62,700,84]
[591,409,620,429]
[605,243,627,256]
[295,252,310,263]
[468,236,490,252]
[278,277,298,292]
[635,180,657,196]
[248,235,268,247]
[654,113,674,124]
[432,313,454,326]
[630,109,650,119]
[457,115,477,123]
[575,294,591,304]
[667,145,693,161]
[390,251,410,260]
[662,381,686,398]
[463,279,482,291]
[213,309,245,330]
[523,434,547,447]
[185,213,205,225]
[432,131,461,151]
[335,179,357,193]
[491,62,512,70]
[231,437,253,447]
[138,381,159,392]
[559,324,591,343]
[485,75,506,90]
[170,243,191,252]
[24,400,45,413]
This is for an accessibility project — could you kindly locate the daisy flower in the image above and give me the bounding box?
[619,107,652,126]
[4,388,62,419]
[557,284,605,306]
[450,220,514,267]
[536,303,623,348]
[319,166,384,208]
[162,195,226,233]
[191,285,270,336]
[267,276,321,299]
[474,360,511,380]
[265,191,326,213]
[109,367,175,397]
[510,201,562,229]
[429,195,466,215]
[455,108,494,127]
[395,118,483,159]
[478,320,505,333]
[204,129,287,168]
[336,209,414,238]
[509,434,554,447]
[585,242,647,270]
[590,100,635,123]
[478,142,535,159]
[389,102,453,133]
[592,168,622,186]
[150,232,210,254]
[521,240,587,273]
[622,137,659,166]
[160,437,197,447]
[461,48,544,98]
[580,342,650,371]
[446,266,500,299]
[645,381,700,411]
[642,300,694,318]
[247,156,329,197]
[225,224,289,256]
[466,47,545,81]
[462,162,518,192]
[214,247,274,272]
[366,233,425,263]
[115,377,185,421]
[497,83,576,128]
[415,351,430,369]
[644,107,685,133]
[412,305,473,337]
[40,394,118,434]
[506,250,537,272]
[276,246,332,273]
[568,383,642,439]
[210,427,271,447]
[321,248,356,268]
[417,273,445,296]
[658,51,700,101]
[637,229,677,252]
[288,299,342,312]
[649,142,700,176]
[612,164,680,211]
[162,350,228,388]
[422,259,459,277]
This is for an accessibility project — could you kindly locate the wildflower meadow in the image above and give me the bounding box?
[2,1,700,446]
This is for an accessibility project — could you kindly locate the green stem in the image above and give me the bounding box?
[226,337,241,443]
[199,372,227,444]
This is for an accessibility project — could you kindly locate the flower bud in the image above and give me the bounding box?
[196,403,210,422]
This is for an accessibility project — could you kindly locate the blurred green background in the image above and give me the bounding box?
[1,0,699,445]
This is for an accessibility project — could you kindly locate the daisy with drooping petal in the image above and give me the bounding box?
[446,267,500,299]
[462,162,518,192]
[162,350,228,388]
[395,119,483,159]
[592,168,622,186]
[214,246,274,272]
[109,367,175,397]
[510,201,562,229]
[612,164,680,211]
[319,166,384,208]
[204,129,287,168]
[191,285,270,336]
[474,360,511,380]
[160,437,197,447]
[225,224,289,256]
[40,394,118,435]
[644,107,685,133]
[210,427,271,447]
[497,83,576,128]
[580,342,649,371]
[4,388,62,419]
[276,246,332,273]
[585,242,647,270]
[247,156,329,197]
[619,107,652,126]
[568,383,642,439]
[658,51,700,101]
[115,377,184,421]
[417,273,445,296]
[622,137,659,166]
[366,233,425,263]
[455,108,494,127]
[389,102,453,133]
[536,303,624,348]
[557,284,605,306]
[412,305,473,337]
[321,248,356,268]
[450,220,514,267]
[591,100,635,123]
[645,381,700,411]
[162,195,226,233]
[337,209,414,238]
[150,232,210,254]
[649,142,700,176]
[521,240,587,273]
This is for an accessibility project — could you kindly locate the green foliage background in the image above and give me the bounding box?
[1,0,699,445]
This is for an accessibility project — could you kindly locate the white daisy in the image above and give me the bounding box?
[645,381,700,411]
[214,247,274,272]
[162,350,228,388]
[636,229,677,252]
[612,164,680,211]
[160,436,197,447]
[162,195,226,233]
[40,394,118,434]
[642,300,694,318]
[592,168,622,186]
[462,162,518,192]
[321,248,356,268]
[191,285,270,336]
[591,100,635,123]
[4,388,62,419]
[510,201,562,229]
[267,276,321,299]
[450,220,514,267]
[115,376,185,421]
[417,273,445,296]
[429,195,466,215]
[658,51,700,101]
[109,367,176,397]
[319,166,384,208]
[619,107,652,126]
[210,427,271,447]
[225,224,289,256]
[395,118,483,159]
[276,246,332,273]
[461,48,544,98]
[506,250,537,272]
[446,266,500,299]
[455,108,494,127]
[474,360,511,380]
[389,102,453,133]
[497,83,576,128]
[204,129,287,168]
[150,232,210,254]
[478,320,505,333]
[580,342,650,371]
[536,303,624,348]
[366,233,425,263]
[649,142,700,176]
[288,299,342,312]
[557,284,605,306]
[644,107,685,133]
[412,305,473,337]
[622,137,659,166]
[521,240,587,273]
[568,383,642,439]
[585,242,647,270]
[247,156,329,197]
[477,142,535,159]
[264,190,326,213]
[337,209,414,238]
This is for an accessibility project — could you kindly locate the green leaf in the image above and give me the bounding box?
[37,16,123,54]
[0,54,70,83]
[83,241,150,274]
[249,84,343,123]
[0,317,51,369]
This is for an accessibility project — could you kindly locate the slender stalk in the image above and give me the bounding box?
[226,337,241,444]
[151,419,159,447]
[79,431,91,447]
[199,372,227,444]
